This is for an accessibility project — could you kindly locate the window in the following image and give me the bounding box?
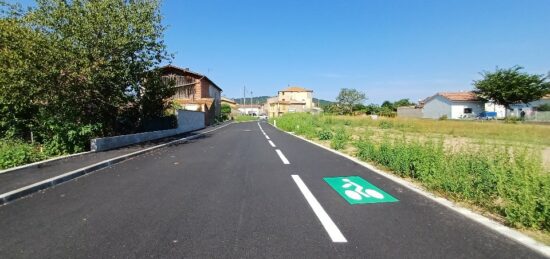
[464,108,472,114]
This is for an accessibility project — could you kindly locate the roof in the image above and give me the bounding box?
[279,86,312,92]
[425,92,481,103]
[160,64,222,92]
[221,97,236,104]
[438,92,480,101]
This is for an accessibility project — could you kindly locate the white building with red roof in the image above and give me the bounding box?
[422,92,489,119]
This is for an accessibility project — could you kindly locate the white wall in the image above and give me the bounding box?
[484,103,506,118]
[450,101,484,119]
[238,107,261,115]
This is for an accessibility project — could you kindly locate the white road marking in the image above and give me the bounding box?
[265,135,270,140]
[268,140,276,147]
[280,129,550,256]
[291,175,347,243]
[275,149,290,164]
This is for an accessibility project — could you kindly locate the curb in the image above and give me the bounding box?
[0,151,92,175]
[0,122,234,206]
[268,123,550,257]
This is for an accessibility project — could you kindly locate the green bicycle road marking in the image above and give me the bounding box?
[324,176,399,204]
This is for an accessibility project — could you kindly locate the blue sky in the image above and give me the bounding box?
[162,0,550,103]
[13,0,550,104]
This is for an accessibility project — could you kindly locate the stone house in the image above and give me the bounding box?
[160,65,222,125]
[266,86,319,118]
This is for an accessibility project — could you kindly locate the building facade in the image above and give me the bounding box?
[160,65,222,125]
[267,86,317,118]
[422,92,484,119]
[238,104,263,116]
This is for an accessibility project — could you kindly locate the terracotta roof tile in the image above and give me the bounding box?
[280,86,312,92]
[438,92,480,101]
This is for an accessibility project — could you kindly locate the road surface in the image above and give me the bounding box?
[0,121,544,258]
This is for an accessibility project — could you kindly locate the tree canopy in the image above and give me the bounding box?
[473,66,550,110]
[335,88,366,115]
[0,0,173,154]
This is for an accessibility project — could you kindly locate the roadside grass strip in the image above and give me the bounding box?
[292,175,347,243]
[271,121,550,257]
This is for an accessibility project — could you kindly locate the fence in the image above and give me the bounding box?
[526,111,550,121]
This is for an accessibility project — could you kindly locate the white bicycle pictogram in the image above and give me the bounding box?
[342,178,384,200]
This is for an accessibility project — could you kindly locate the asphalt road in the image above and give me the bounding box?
[0,121,545,258]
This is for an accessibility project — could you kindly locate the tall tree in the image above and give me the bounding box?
[0,0,173,153]
[473,66,550,114]
[336,88,366,115]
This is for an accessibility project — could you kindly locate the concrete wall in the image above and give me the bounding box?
[423,96,452,119]
[91,110,205,151]
[397,106,423,118]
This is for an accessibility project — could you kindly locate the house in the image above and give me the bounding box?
[507,94,550,117]
[221,97,237,109]
[422,92,485,119]
[266,86,319,118]
[221,97,239,115]
[238,104,262,116]
[160,65,222,125]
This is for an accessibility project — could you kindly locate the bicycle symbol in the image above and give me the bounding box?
[342,178,384,200]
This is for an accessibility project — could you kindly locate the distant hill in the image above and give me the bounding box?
[232,96,333,106]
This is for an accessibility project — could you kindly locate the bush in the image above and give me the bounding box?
[0,139,45,169]
[41,123,100,155]
[330,128,349,150]
[439,115,448,120]
[536,103,550,111]
[354,136,550,231]
[504,116,521,124]
[317,128,333,140]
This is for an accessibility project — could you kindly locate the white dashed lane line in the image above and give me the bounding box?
[291,175,347,243]
[268,140,276,147]
[275,149,290,164]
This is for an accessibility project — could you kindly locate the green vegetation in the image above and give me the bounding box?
[273,113,550,233]
[473,66,550,111]
[322,95,415,117]
[220,104,232,121]
[0,139,45,169]
[0,0,172,164]
[235,115,258,122]
[335,88,367,115]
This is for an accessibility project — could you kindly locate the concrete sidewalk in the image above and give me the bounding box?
[0,122,231,195]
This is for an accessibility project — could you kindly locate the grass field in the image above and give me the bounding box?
[271,113,550,240]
